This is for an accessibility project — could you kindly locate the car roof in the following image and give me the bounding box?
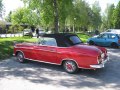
[101,32,120,35]
[107,29,120,31]
[41,33,78,47]
[42,33,76,38]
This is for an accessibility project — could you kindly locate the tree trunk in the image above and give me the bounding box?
[53,0,59,33]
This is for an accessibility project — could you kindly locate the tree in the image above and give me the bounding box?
[21,0,74,33]
[112,1,120,29]
[91,1,102,30]
[0,0,3,18]
[105,4,115,29]
[11,7,40,26]
[53,0,59,33]
[11,0,102,33]
[5,11,12,22]
[58,0,73,31]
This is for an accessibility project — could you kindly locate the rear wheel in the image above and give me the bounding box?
[16,52,26,63]
[111,43,118,48]
[89,41,94,45]
[63,60,78,74]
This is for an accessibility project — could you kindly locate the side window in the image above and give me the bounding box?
[39,37,57,46]
[101,34,108,39]
[109,34,116,39]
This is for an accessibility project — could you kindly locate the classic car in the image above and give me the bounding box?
[13,33,109,73]
[87,32,120,48]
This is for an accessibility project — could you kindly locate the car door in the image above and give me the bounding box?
[107,34,118,46]
[34,37,58,64]
[95,34,109,46]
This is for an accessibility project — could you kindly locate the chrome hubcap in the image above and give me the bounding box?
[65,61,76,72]
[17,54,23,62]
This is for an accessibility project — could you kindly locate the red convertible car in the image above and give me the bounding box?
[13,33,109,73]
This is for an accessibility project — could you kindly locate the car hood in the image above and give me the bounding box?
[71,44,102,56]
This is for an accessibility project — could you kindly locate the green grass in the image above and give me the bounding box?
[77,33,90,42]
[0,33,89,60]
[0,37,37,60]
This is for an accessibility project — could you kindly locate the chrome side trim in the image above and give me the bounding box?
[25,58,61,65]
[15,47,34,49]
[34,49,56,53]
[27,58,95,69]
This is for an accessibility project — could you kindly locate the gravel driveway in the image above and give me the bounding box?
[0,48,120,90]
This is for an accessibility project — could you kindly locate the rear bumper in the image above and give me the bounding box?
[13,54,15,56]
[90,56,109,68]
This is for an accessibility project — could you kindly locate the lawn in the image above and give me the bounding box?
[0,33,90,60]
[77,33,90,42]
[0,37,37,60]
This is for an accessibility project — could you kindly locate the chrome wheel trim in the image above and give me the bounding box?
[17,53,24,62]
[64,61,76,73]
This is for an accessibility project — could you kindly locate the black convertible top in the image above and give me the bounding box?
[42,33,78,47]
[42,33,77,38]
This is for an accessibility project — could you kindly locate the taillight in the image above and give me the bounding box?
[118,40,120,43]
[97,55,101,64]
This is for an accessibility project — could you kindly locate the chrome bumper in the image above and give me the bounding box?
[90,56,109,68]
[13,54,15,56]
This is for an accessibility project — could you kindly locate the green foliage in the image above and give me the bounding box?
[77,33,90,42]
[11,7,40,26]
[8,25,24,33]
[10,0,103,33]
[0,20,6,30]
[106,4,115,28]
[5,11,12,22]
[91,1,102,29]
[73,0,92,29]
[102,4,115,30]
[112,1,120,29]
[102,1,120,30]
[0,0,3,18]
[0,37,37,60]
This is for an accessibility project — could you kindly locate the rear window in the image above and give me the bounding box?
[67,35,82,45]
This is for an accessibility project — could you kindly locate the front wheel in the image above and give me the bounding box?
[16,52,26,63]
[63,60,78,74]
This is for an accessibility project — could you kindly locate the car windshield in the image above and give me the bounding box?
[68,35,82,45]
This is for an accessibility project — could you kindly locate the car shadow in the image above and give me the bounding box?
[0,48,120,89]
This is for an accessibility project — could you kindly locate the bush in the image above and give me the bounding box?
[0,20,6,33]
[8,24,24,33]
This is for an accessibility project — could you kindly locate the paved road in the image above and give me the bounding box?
[0,48,120,90]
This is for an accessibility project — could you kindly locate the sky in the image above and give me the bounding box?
[3,0,23,17]
[2,0,120,17]
[85,0,119,13]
